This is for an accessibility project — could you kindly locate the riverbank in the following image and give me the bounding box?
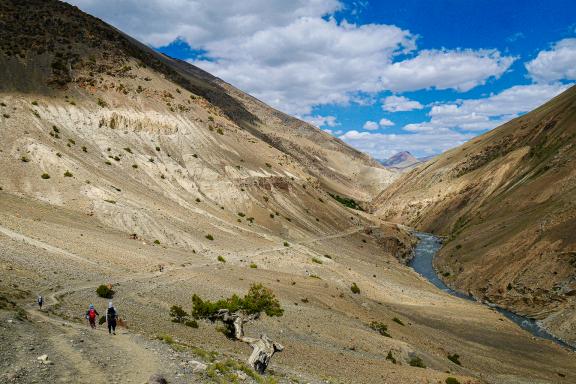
[410,232,576,352]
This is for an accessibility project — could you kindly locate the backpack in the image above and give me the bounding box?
[107,307,116,321]
[88,308,96,320]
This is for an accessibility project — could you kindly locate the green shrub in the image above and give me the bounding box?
[283,241,289,247]
[153,240,160,245]
[386,350,396,364]
[409,356,425,368]
[21,156,30,162]
[64,170,73,177]
[123,147,132,153]
[82,146,87,152]
[96,284,114,299]
[192,283,283,320]
[104,199,116,204]
[447,353,461,365]
[56,153,62,158]
[97,98,108,107]
[41,173,50,179]
[195,198,201,202]
[369,321,391,337]
[445,378,460,384]
[217,255,226,263]
[206,234,214,241]
[169,305,189,323]
[324,254,332,259]
[265,162,272,168]
[217,128,224,135]
[185,320,199,328]
[31,101,38,106]
[311,257,323,264]
[250,263,258,269]
[105,161,112,165]
[246,217,254,223]
[155,146,160,151]
[350,282,360,294]
[392,317,405,326]
[238,212,246,217]
[132,164,138,169]
[328,192,364,211]
[68,138,75,145]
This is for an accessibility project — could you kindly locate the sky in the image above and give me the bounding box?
[66,0,576,159]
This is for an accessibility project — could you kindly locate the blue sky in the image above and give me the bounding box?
[68,0,576,159]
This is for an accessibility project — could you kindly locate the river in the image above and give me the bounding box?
[410,232,575,352]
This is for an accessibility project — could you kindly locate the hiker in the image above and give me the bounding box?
[37,295,43,309]
[85,304,99,329]
[106,301,118,335]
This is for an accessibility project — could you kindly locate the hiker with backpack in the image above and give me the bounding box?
[37,295,43,310]
[106,301,118,335]
[86,304,99,329]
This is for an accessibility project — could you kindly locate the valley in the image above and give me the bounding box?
[0,1,575,383]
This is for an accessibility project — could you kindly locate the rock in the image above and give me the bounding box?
[236,370,248,380]
[189,360,207,373]
[148,373,168,384]
[37,354,48,361]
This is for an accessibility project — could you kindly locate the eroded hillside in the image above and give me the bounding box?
[374,85,576,346]
[1,1,575,383]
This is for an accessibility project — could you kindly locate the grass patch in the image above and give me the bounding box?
[328,192,364,211]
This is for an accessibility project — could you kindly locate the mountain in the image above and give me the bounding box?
[380,151,430,172]
[374,85,576,345]
[1,1,575,383]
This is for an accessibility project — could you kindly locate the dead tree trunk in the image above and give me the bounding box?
[216,309,284,374]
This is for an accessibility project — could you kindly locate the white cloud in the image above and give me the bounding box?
[303,115,338,128]
[363,121,379,130]
[339,130,474,159]
[66,0,514,116]
[526,38,576,82]
[379,118,394,127]
[381,95,423,112]
[404,82,572,133]
[379,49,515,92]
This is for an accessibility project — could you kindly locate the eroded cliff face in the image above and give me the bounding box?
[373,85,576,344]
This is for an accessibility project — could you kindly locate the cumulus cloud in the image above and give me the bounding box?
[363,121,379,130]
[404,82,571,133]
[525,38,576,82]
[303,115,338,128]
[379,118,394,127]
[379,49,515,92]
[339,130,474,159]
[381,95,423,112]
[66,0,514,116]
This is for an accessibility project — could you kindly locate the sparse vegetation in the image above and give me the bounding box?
[103,199,116,204]
[445,378,460,384]
[311,257,323,264]
[206,234,214,241]
[132,164,138,169]
[97,98,108,107]
[350,282,360,294]
[64,170,73,177]
[386,350,397,364]
[217,255,226,263]
[21,156,29,162]
[283,241,289,247]
[392,317,405,326]
[123,147,132,153]
[153,239,160,245]
[96,284,114,299]
[169,305,189,323]
[328,192,364,211]
[448,353,461,366]
[369,321,391,337]
[41,173,50,179]
[409,356,426,368]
